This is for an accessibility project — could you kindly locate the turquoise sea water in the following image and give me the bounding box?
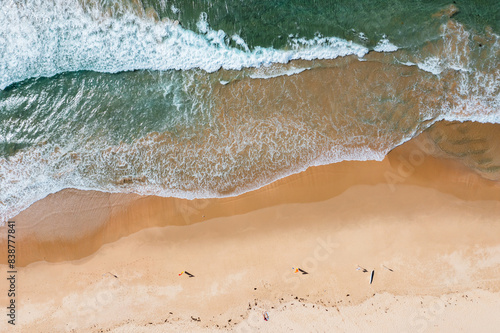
[0,0,499,222]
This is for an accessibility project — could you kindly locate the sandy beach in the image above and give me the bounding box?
[1,121,500,332]
[1,2,499,332]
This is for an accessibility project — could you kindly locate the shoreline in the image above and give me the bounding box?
[0,121,500,331]
[3,121,500,266]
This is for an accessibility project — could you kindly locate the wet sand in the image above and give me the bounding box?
[1,121,500,332]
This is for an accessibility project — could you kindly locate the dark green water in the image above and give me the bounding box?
[142,0,499,48]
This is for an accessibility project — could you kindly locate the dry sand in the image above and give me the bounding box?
[1,122,500,332]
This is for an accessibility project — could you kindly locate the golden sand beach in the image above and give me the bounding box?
[1,121,499,332]
[1,1,500,332]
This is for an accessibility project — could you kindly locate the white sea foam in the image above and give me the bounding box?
[0,0,369,90]
[417,57,444,75]
[358,32,368,42]
[248,67,309,79]
[231,34,250,52]
[374,37,398,52]
[170,5,180,14]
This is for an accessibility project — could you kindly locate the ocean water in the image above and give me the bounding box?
[0,0,499,222]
